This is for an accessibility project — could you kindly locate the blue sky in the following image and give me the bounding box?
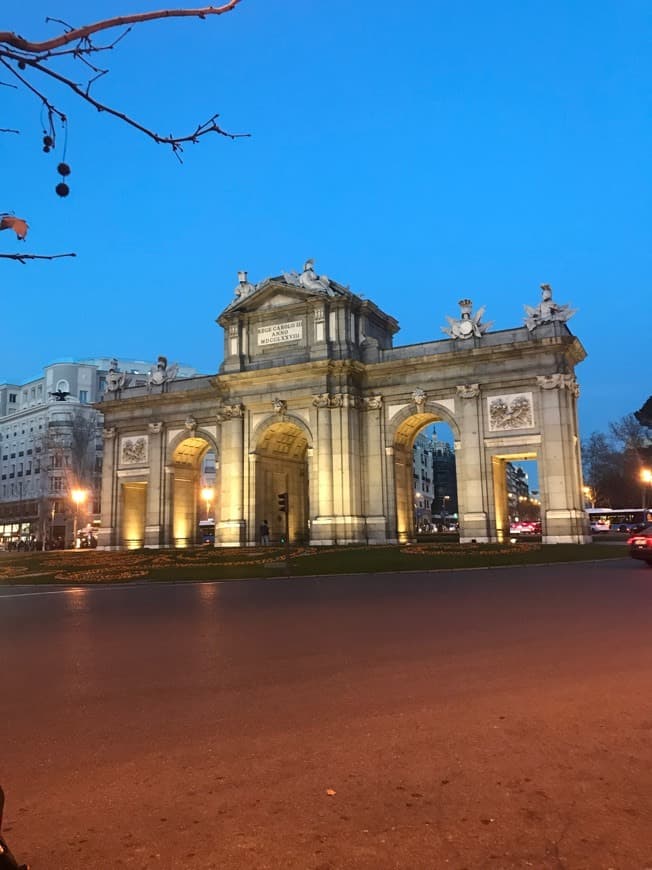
[2,0,650,437]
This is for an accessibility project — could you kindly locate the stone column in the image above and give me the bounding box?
[216,404,246,547]
[362,395,387,543]
[144,422,164,548]
[97,427,118,549]
[247,452,258,547]
[162,467,175,547]
[455,384,491,543]
[384,445,399,544]
[329,393,365,544]
[537,375,590,543]
[310,394,335,544]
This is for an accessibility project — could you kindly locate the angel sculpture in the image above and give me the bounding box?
[106,359,131,394]
[147,355,179,390]
[524,284,577,332]
[284,259,332,293]
[442,299,492,340]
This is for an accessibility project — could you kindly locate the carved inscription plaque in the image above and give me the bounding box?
[257,320,303,347]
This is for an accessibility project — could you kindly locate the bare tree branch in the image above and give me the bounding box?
[0,252,76,264]
[2,52,244,150]
[2,2,247,262]
[1,2,242,52]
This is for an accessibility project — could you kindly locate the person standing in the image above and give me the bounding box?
[260,520,270,545]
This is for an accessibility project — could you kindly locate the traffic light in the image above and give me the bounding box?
[277,492,288,513]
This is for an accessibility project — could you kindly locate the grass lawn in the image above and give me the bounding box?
[0,541,627,585]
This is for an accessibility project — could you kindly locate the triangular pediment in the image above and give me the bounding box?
[218,276,342,323]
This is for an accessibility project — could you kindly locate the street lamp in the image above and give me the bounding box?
[641,468,652,510]
[70,488,88,549]
[201,486,215,521]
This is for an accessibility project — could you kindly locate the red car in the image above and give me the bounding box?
[627,526,652,566]
[510,521,542,535]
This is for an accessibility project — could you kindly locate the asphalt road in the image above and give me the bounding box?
[1,559,651,869]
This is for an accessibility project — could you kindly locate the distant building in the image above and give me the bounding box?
[505,461,531,521]
[0,357,199,548]
[412,428,458,529]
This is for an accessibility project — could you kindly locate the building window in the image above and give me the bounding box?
[8,394,16,404]
[79,390,88,403]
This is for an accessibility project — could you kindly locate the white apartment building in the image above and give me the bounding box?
[0,357,199,548]
[412,427,458,530]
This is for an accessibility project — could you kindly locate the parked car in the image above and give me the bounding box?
[627,526,652,566]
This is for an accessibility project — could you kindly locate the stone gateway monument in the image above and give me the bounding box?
[97,264,589,548]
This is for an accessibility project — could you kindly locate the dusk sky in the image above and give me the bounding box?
[2,1,649,438]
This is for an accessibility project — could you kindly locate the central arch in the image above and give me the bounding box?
[390,403,461,543]
[252,417,311,544]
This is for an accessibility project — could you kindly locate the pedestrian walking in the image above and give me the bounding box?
[260,520,270,545]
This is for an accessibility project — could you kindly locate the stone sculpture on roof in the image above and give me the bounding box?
[147,355,179,390]
[234,270,256,299]
[106,358,130,394]
[524,284,576,332]
[283,258,333,294]
[442,299,492,339]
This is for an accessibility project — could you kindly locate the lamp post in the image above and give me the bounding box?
[641,468,652,510]
[70,488,88,549]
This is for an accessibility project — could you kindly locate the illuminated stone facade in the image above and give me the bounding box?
[97,268,590,548]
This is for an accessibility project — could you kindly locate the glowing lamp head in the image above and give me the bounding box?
[71,488,88,506]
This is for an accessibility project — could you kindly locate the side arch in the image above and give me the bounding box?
[165,427,220,548]
[166,427,220,464]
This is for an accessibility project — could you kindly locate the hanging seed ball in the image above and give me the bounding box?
[43,134,53,147]
[18,61,26,70]
[55,182,70,197]
[57,162,71,177]
[43,146,51,154]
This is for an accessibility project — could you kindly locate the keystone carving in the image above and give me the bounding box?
[184,416,197,433]
[102,427,116,439]
[272,398,287,415]
[363,395,383,410]
[148,422,163,434]
[412,388,426,408]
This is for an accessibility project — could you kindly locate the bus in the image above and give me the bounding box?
[586,507,652,533]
